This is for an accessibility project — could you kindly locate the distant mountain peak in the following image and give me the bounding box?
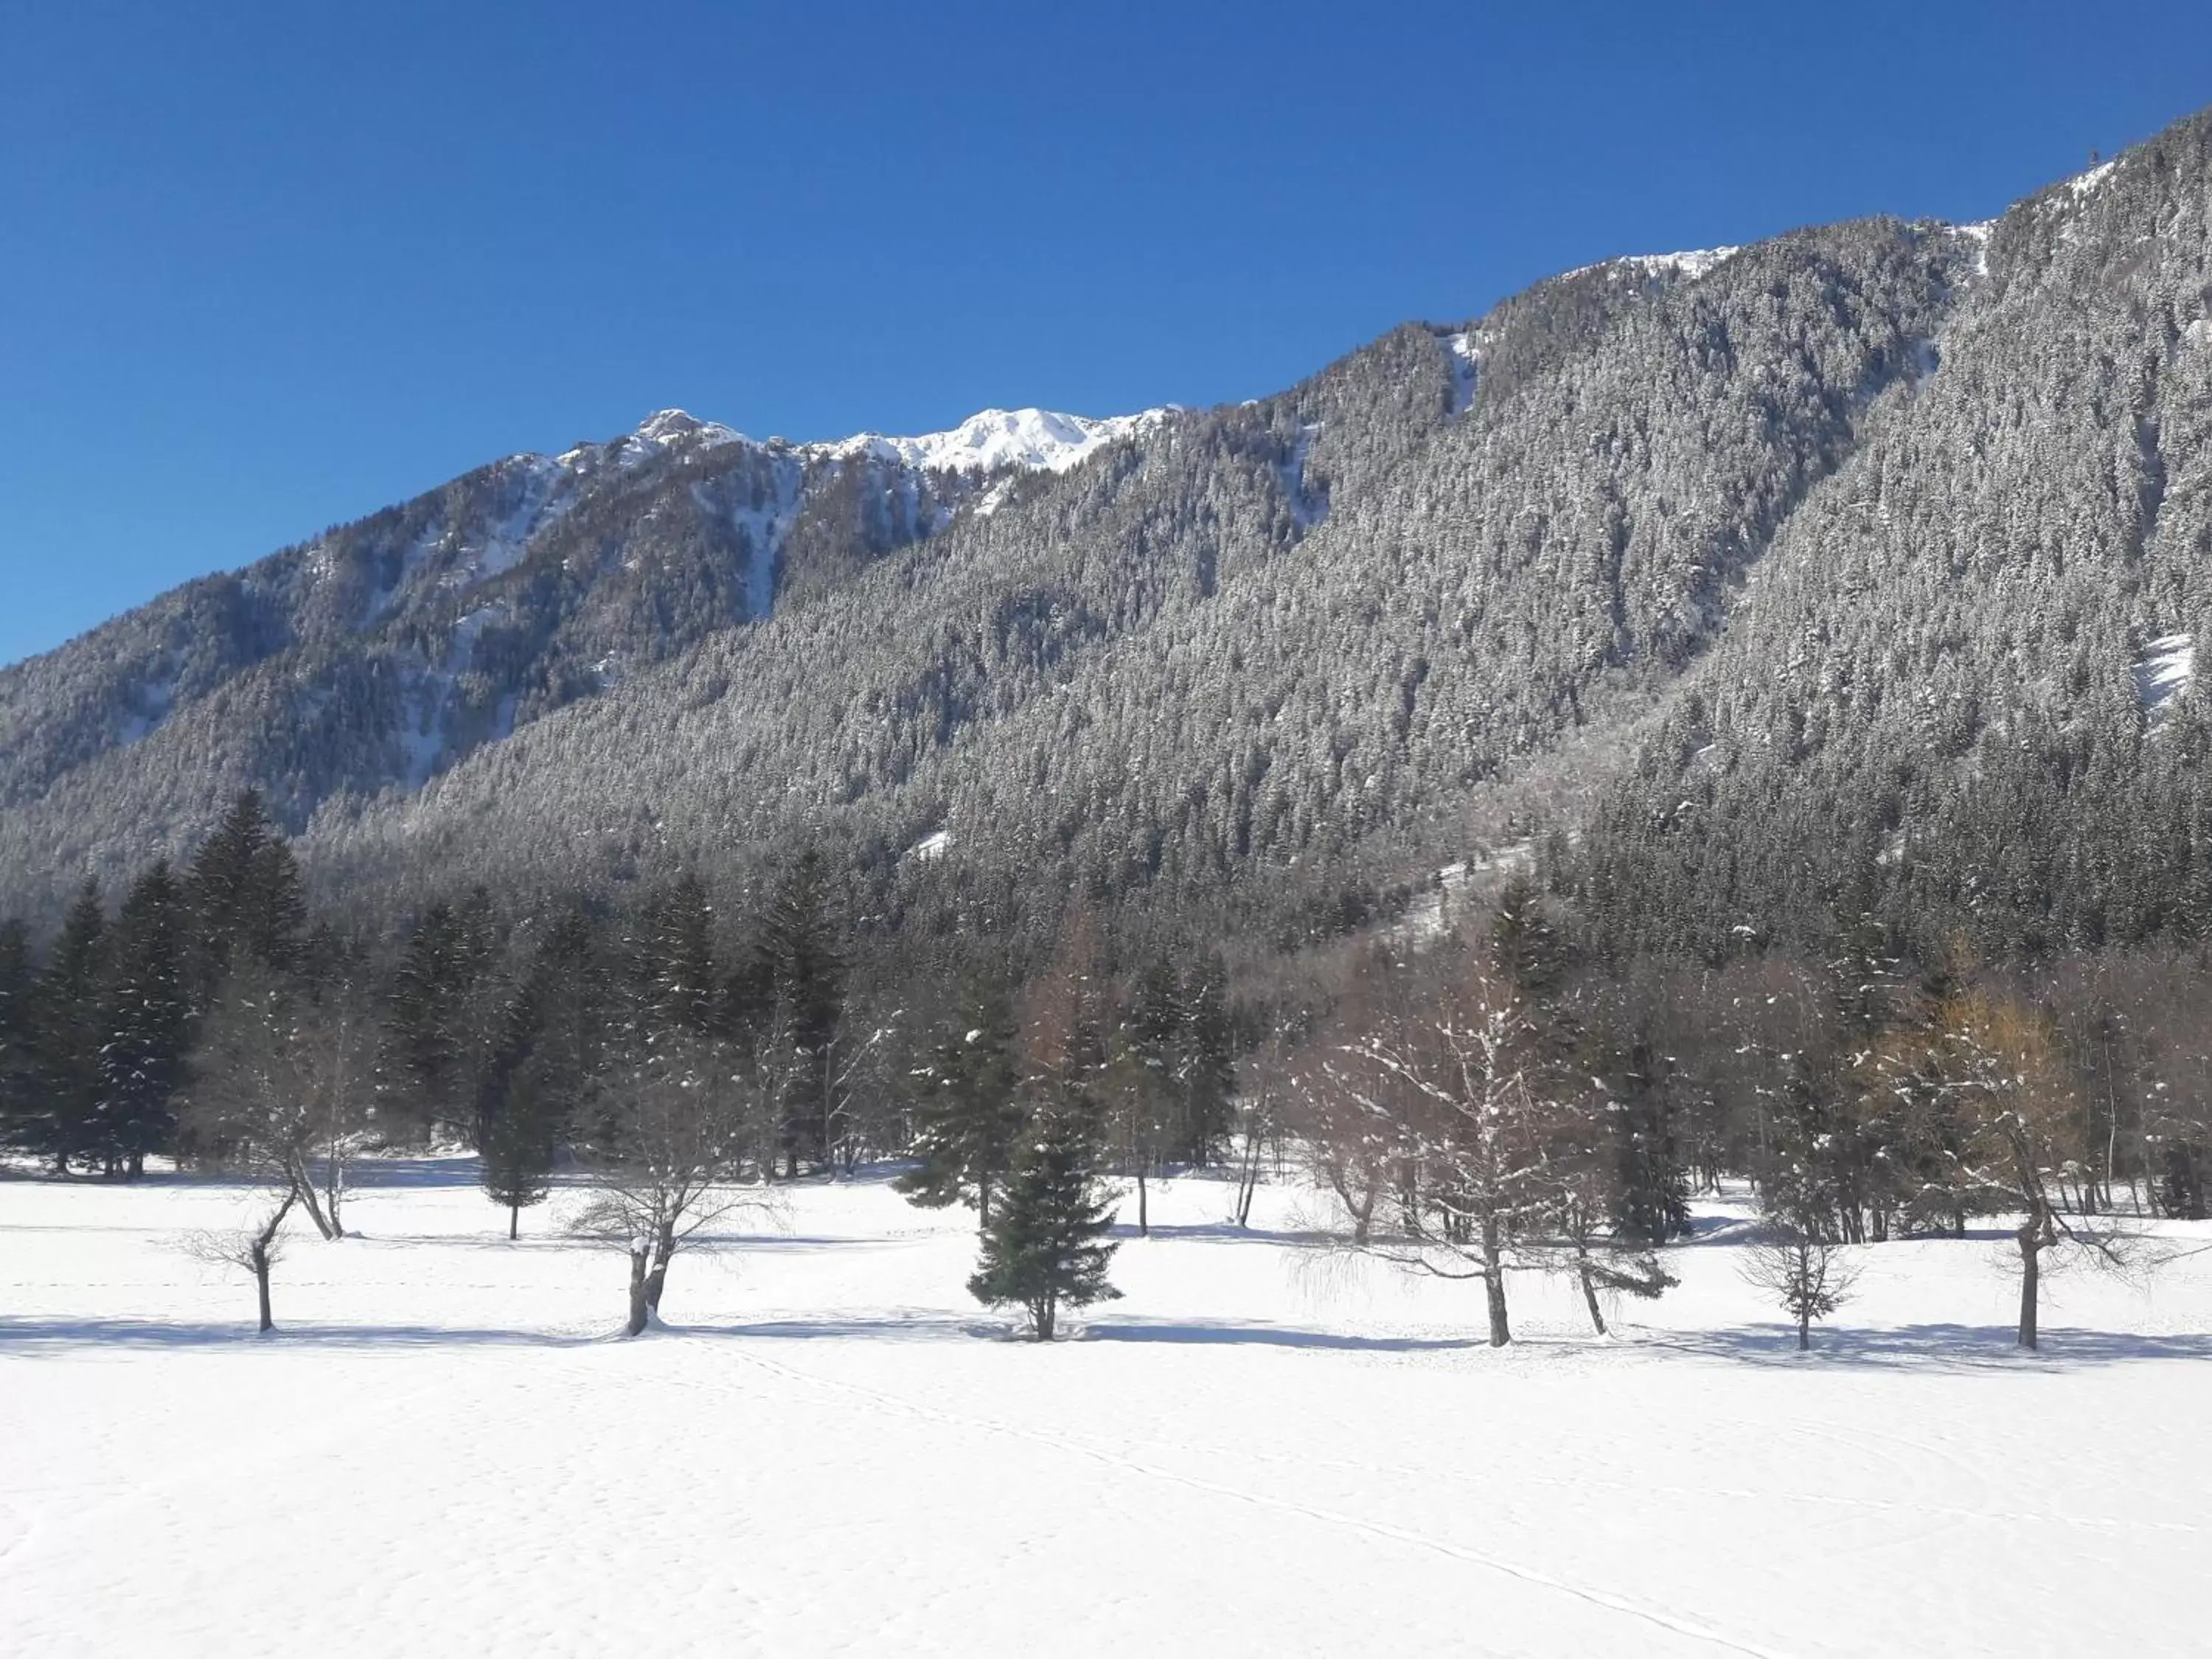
[551,403,1179,479]
[1563,245,1742,283]
[814,405,1179,475]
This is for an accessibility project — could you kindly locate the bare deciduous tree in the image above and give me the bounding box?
[1322,942,1558,1347]
[571,1028,781,1336]
[186,1187,299,1334]
[1935,994,2139,1350]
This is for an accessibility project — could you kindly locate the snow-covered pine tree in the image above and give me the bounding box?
[751,849,845,1173]
[1176,953,1237,1166]
[968,1096,1121,1341]
[184,790,274,998]
[27,881,108,1172]
[0,919,34,1154]
[894,970,1021,1226]
[98,860,190,1178]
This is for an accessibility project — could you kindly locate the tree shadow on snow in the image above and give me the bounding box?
[0,1315,605,1353]
[1638,1321,2212,1371]
[1086,1316,1481,1352]
[1110,1220,1326,1248]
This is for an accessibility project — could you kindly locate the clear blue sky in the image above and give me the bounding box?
[4,0,2208,667]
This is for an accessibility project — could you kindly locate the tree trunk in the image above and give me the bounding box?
[1033,1295,1055,1342]
[1481,1219,1511,1347]
[641,1222,677,1321]
[509,1200,519,1242]
[290,1159,338,1241]
[1578,1260,1608,1336]
[253,1248,275,1333]
[1797,1307,1810,1351]
[1136,1171,1149,1237]
[323,1141,348,1239]
[625,1248,652,1338]
[2017,1223,2040,1350]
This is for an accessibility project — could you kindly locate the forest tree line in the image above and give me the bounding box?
[3,787,2201,1349]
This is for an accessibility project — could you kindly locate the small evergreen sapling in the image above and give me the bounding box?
[969,1103,1121,1341]
[1741,1220,1860,1352]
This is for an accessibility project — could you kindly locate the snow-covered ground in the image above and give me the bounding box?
[3,1164,2209,1658]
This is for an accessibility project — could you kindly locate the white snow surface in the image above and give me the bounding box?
[557,406,1175,482]
[1444,331,1481,415]
[1565,246,1742,283]
[2066,159,2119,201]
[2134,632,2194,719]
[4,1165,2209,1658]
[815,406,1175,475]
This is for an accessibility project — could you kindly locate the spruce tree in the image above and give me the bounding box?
[186,790,274,999]
[479,1058,562,1239]
[1176,953,1237,1165]
[1109,957,1180,1230]
[28,882,108,1172]
[1609,1037,1692,1245]
[479,905,605,1159]
[968,1098,1121,1340]
[386,892,500,1144]
[637,874,717,1034]
[894,970,1022,1225]
[752,849,844,1172]
[99,862,190,1178]
[0,919,32,1152]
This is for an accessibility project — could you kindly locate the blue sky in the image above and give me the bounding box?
[3,0,2208,667]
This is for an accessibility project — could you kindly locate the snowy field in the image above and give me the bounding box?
[4,1163,2210,1658]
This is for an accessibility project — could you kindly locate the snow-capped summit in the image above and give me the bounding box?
[1564,245,1742,283]
[566,404,1175,479]
[813,406,1177,475]
[632,408,748,450]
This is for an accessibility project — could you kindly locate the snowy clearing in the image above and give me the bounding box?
[3,1164,2209,1658]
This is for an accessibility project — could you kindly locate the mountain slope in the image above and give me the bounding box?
[301,215,1970,940]
[1575,113,2212,956]
[8,104,2212,956]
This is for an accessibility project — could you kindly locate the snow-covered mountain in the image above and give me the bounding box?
[813,406,1179,474]
[0,392,1181,846]
[7,103,2212,953]
[563,403,1177,479]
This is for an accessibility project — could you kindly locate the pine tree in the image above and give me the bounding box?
[480,905,605,1158]
[0,919,33,1152]
[479,1057,562,1239]
[27,882,108,1172]
[1176,953,1237,1165]
[1491,873,1569,1004]
[894,970,1022,1226]
[1107,956,1180,1231]
[186,790,274,999]
[238,839,307,972]
[386,891,501,1144]
[636,874,717,1034]
[752,849,844,1172]
[968,1099,1121,1340]
[99,862,190,1178]
[1609,1037,1691,1245]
